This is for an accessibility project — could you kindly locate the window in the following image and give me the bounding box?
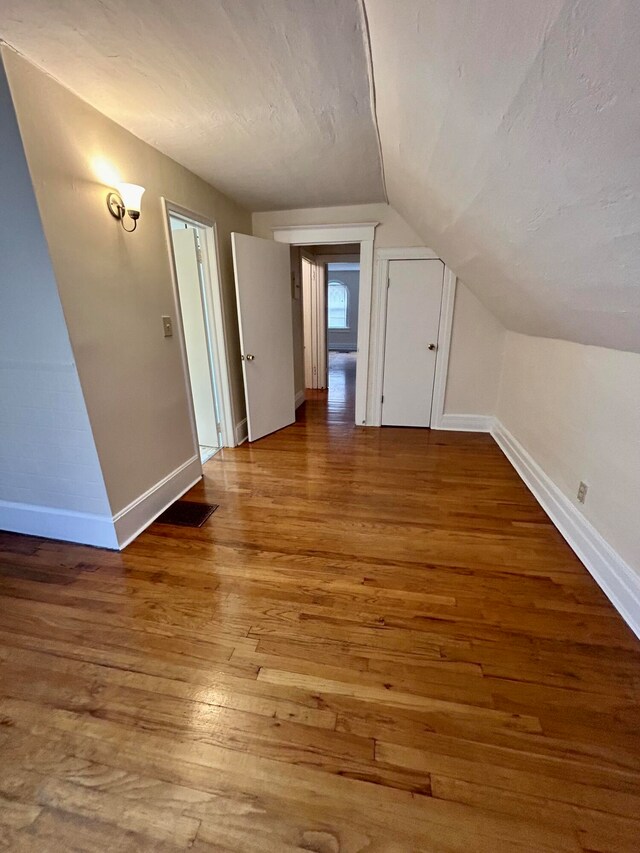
[328,280,349,329]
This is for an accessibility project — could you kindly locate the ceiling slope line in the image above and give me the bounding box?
[357,0,388,205]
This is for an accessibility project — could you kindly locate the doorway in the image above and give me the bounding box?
[299,246,360,420]
[165,206,233,462]
[272,222,377,426]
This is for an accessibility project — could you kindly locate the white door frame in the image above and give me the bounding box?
[301,254,314,390]
[272,222,378,426]
[162,199,236,448]
[370,247,457,428]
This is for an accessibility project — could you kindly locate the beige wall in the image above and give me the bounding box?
[497,332,640,574]
[252,203,423,250]
[3,47,251,516]
[0,54,115,546]
[444,282,505,416]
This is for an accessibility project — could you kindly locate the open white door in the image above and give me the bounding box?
[172,227,220,450]
[301,256,327,390]
[231,233,295,442]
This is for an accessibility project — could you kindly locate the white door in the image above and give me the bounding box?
[172,227,220,448]
[382,259,444,427]
[302,256,327,390]
[231,233,295,442]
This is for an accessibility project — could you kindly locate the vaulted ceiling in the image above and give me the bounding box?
[0,0,385,210]
[2,0,639,352]
[365,0,640,353]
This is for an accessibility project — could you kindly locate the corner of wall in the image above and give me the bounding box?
[493,327,511,422]
[3,47,252,549]
[491,333,640,639]
[441,281,506,423]
[0,47,116,550]
[491,416,640,641]
[113,454,202,548]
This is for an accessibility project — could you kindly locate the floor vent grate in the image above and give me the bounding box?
[155,500,219,528]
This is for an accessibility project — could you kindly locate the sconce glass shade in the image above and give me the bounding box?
[117,182,145,214]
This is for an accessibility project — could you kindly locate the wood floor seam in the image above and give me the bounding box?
[1,355,638,851]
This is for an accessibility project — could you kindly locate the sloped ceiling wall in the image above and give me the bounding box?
[0,0,385,210]
[2,0,639,352]
[365,0,640,352]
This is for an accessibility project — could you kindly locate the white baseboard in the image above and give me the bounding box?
[235,418,248,445]
[0,499,118,549]
[295,390,306,409]
[1,455,203,552]
[435,413,494,432]
[491,420,640,641]
[113,454,202,549]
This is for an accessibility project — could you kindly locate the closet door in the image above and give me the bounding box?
[381,259,444,427]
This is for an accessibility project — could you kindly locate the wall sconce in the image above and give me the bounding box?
[107,182,145,232]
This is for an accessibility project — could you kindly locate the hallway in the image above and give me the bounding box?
[303,351,357,425]
[1,401,640,849]
[328,350,357,419]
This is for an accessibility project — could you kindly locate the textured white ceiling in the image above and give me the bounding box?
[365,0,640,352]
[3,0,639,352]
[0,0,385,211]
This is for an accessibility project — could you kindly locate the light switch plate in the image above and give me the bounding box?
[162,316,173,337]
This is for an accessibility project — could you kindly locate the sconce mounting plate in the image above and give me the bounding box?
[107,191,125,220]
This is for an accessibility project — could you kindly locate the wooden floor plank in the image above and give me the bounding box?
[1,352,639,850]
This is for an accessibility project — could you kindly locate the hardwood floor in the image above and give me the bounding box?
[1,355,639,851]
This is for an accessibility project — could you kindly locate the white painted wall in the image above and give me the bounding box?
[497,333,640,575]
[444,282,505,416]
[252,204,423,251]
[2,47,251,540]
[0,55,115,547]
[327,269,359,352]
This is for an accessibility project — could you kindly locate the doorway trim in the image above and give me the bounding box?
[272,222,378,426]
[370,247,457,428]
[162,199,236,449]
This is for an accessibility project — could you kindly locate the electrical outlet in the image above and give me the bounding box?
[162,315,173,337]
[577,481,588,504]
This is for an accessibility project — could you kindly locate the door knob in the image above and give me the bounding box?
[245,354,255,361]
[428,343,437,351]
